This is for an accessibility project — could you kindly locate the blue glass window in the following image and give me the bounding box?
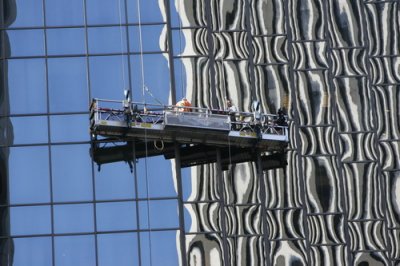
[50,114,90,143]
[9,146,50,204]
[97,233,139,266]
[88,27,127,54]
[136,156,176,198]
[11,0,43,28]
[150,231,179,266]
[7,59,47,115]
[172,29,185,56]
[129,25,165,53]
[89,55,129,100]
[48,57,88,112]
[168,0,181,27]
[96,202,137,231]
[86,0,126,25]
[54,235,96,266]
[10,116,48,145]
[13,237,52,266]
[173,58,188,101]
[139,200,178,229]
[127,0,165,23]
[7,30,45,57]
[45,0,84,26]
[10,206,51,236]
[140,231,179,266]
[130,54,170,104]
[47,28,86,56]
[139,232,151,265]
[95,162,136,200]
[52,144,93,202]
[54,204,94,234]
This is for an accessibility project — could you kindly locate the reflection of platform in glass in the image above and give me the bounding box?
[90,99,289,151]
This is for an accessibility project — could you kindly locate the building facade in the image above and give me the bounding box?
[0,0,399,265]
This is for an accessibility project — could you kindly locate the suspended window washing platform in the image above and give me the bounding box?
[90,98,289,170]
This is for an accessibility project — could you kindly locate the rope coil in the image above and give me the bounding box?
[154,140,164,151]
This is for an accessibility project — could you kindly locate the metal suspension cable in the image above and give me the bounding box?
[117,0,127,92]
[136,0,146,102]
[143,132,152,266]
[178,0,184,99]
[217,1,234,181]
[116,0,152,263]
[136,0,153,265]
[228,131,233,178]
[217,0,228,102]
[144,85,163,106]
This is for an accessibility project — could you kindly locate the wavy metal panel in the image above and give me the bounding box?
[172,0,400,265]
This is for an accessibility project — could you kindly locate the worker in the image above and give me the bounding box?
[141,106,153,123]
[226,99,237,113]
[252,100,261,121]
[226,99,238,130]
[275,107,287,133]
[176,98,192,112]
[252,100,262,137]
[276,107,287,126]
[123,98,132,127]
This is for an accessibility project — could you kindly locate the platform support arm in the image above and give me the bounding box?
[174,143,188,266]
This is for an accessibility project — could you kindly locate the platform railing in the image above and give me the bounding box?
[90,98,288,137]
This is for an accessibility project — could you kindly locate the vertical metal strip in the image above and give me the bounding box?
[0,7,10,264]
[359,1,392,259]
[82,1,99,265]
[174,142,188,266]
[283,0,312,264]
[1,4,12,265]
[40,1,58,265]
[244,0,257,103]
[123,0,134,101]
[132,141,143,266]
[256,153,271,266]
[216,148,230,266]
[164,0,177,105]
[321,1,353,264]
[83,0,93,105]
[205,0,218,109]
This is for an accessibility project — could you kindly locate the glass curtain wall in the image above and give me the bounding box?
[0,0,399,265]
[173,0,400,265]
[1,0,178,265]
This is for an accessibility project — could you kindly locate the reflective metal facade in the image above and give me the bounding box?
[0,0,399,265]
